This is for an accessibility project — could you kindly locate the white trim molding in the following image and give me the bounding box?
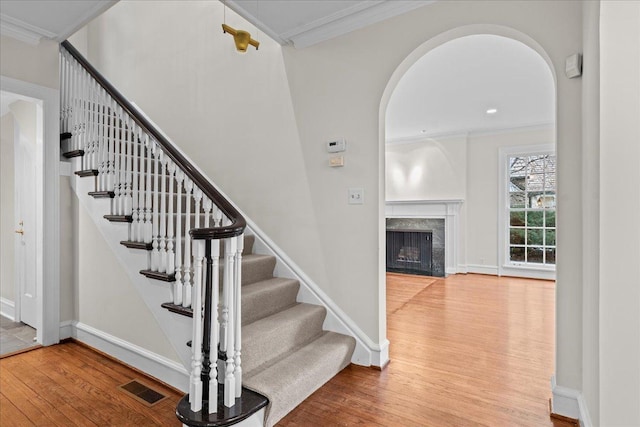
[226,0,435,48]
[1,75,60,347]
[385,199,465,275]
[551,376,593,427]
[70,321,189,392]
[0,297,15,320]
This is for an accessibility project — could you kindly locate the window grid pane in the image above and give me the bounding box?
[508,154,556,267]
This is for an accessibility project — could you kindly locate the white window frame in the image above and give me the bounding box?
[498,143,556,280]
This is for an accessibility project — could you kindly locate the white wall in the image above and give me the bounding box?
[75,0,585,380]
[599,1,640,425]
[283,0,583,358]
[0,113,15,304]
[59,175,75,323]
[386,135,467,201]
[76,204,180,361]
[581,0,601,423]
[466,127,555,271]
[0,36,59,90]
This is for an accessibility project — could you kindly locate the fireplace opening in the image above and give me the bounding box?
[386,229,434,276]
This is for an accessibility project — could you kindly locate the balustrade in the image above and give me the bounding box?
[60,42,246,416]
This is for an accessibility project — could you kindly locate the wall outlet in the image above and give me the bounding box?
[348,188,364,205]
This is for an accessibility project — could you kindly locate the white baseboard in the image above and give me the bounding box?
[466,264,499,275]
[59,320,73,339]
[551,376,593,427]
[70,321,189,392]
[0,297,15,320]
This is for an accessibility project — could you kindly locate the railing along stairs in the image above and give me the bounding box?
[60,40,267,425]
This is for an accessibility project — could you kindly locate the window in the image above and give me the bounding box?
[498,144,556,280]
[507,154,556,266]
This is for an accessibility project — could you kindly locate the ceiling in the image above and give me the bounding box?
[0,0,116,45]
[0,2,552,139]
[386,35,555,141]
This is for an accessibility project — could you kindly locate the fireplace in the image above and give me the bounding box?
[386,229,434,276]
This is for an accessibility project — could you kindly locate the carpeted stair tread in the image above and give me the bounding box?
[238,254,276,286]
[244,331,356,427]
[242,303,326,377]
[242,278,299,326]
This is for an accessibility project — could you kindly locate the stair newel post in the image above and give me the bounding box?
[234,234,243,398]
[183,179,194,308]
[189,239,206,412]
[200,239,214,414]
[208,236,220,413]
[173,171,184,306]
[223,236,237,408]
[143,134,153,244]
[166,161,176,276]
[151,145,160,271]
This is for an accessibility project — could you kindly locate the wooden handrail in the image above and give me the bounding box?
[61,40,245,240]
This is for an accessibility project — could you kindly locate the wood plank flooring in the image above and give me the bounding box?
[0,273,571,426]
[278,273,572,427]
[0,341,182,426]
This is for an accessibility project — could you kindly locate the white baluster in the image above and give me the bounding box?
[234,234,243,398]
[223,236,237,408]
[107,99,116,199]
[159,155,168,273]
[167,161,176,276]
[189,239,205,412]
[208,237,220,413]
[123,117,133,216]
[144,134,153,244]
[112,104,122,215]
[151,146,160,270]
[131,122,140,241]
[174,171,184,306]
[182,180,193,308]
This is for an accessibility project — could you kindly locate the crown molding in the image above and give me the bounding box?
[225,0,435,49]
[386,122,555,144]
[0,14,54,45]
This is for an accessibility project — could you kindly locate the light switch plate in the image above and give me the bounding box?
[348,188,364,205]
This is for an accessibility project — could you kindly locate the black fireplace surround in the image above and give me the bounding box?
[386,229,434,276]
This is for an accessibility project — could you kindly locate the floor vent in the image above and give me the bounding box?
[118,379,167,407]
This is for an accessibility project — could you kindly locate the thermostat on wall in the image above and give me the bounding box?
[327,138,346,153]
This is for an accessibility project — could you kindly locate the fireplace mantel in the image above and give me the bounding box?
[385,200,465,275]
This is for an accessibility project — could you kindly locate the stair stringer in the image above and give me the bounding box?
[69,166,192,388]
[130,103,389,369]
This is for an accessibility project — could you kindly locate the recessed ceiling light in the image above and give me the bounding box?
[486,108,498,114]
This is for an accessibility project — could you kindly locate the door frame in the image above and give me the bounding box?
[1,75,60,346]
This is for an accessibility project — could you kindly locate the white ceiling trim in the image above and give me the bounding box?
[385,122,555,144]
[0,13,55,45]
[225,0,434,48]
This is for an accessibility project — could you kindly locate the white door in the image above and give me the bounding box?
[14,116,38,328]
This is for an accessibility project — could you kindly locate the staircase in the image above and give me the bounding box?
[60,41,355,427]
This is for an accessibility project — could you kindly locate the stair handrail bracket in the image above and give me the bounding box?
[60,40,246,422]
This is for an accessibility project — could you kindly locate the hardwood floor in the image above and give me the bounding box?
[0,341,182,426]
[278,273,572,427]
[0,273,572,426]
